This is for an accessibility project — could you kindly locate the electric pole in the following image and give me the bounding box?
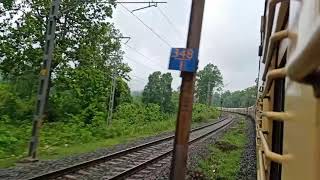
[107,62,117,125]
[206,82,212,106]
[28,0,61,160]
[220,96,223,118]
[170,0,205,179]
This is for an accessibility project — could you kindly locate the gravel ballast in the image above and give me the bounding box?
[146,117,235,180]
[150,115,257,180]
[236,116,257,180]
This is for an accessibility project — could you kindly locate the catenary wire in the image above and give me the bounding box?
[123,43,167,70]
[157,6,185,40]
[120,3,172,47]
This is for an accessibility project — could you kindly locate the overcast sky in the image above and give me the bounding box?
[113,0,265,92]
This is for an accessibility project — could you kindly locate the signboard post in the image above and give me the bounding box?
[169,0,205,179]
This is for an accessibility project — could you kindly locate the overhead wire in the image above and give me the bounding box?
[131,74,147,81]
[130,74,148,83]
[120,3,172,47]
[127,78,146,88]
[123,43,167,70]
[124,55,159,71]
[157,6,185,41]
[117,3,179,87]
[124,43,150,61]
[120,44,167,88]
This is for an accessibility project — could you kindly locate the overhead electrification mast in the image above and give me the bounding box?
[28,0,166,160]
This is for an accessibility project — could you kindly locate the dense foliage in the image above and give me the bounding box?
[142,71,174,113]
[196,63,223,105]
[0,0,136,165]
[192,103,219,122]
[0,68,219,167]
[0,1,220,167]
[0,102,173,160]
[0,0,131,124]
[213,86,257,108]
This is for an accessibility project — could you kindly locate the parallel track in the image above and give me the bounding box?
[28,117,233,180]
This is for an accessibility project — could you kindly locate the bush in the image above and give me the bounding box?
[113,102,165,125]
[144,103,165,122]
[0,83,34,123]
[0,119,30,158]
[49,91,82,122]
[0,94,218,165]
[192,103,219,122]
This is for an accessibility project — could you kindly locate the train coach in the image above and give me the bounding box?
[225,0,320,179]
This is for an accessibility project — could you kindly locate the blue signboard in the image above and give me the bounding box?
[169,48,199,72]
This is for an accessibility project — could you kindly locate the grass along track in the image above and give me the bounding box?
[27,117,233,180]
[195,117,247,179]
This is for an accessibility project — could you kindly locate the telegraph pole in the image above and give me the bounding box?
[170,0,205,179]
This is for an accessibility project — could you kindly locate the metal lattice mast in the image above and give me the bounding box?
[28,0,61,159]
[107,52,120,125]
[107,70,117,125]
[206,82,211,105]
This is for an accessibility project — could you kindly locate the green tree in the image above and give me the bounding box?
[160,73,174,112]
[0,0,119,87]
[0,0,15,10]
[142,71,174,113]
[114,78,133,108]
[196,63,223,104]
[171,91,180,112]
[0,0,132,123]
[213,86,257,108]
[142,71,161,106]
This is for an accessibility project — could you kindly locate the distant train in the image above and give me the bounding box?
[221,107,255,120]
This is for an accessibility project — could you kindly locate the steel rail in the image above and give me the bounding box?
[27,117,229,180]
[108,118,233,179]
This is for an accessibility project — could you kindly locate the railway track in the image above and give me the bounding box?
[27,117,233,180]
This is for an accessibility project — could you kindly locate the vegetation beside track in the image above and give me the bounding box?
[0,102,218,168]
[212,86,257,108]
[196,117,247,179]
[0,0,257,171]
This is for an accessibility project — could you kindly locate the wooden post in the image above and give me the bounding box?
[169,0,205,179]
